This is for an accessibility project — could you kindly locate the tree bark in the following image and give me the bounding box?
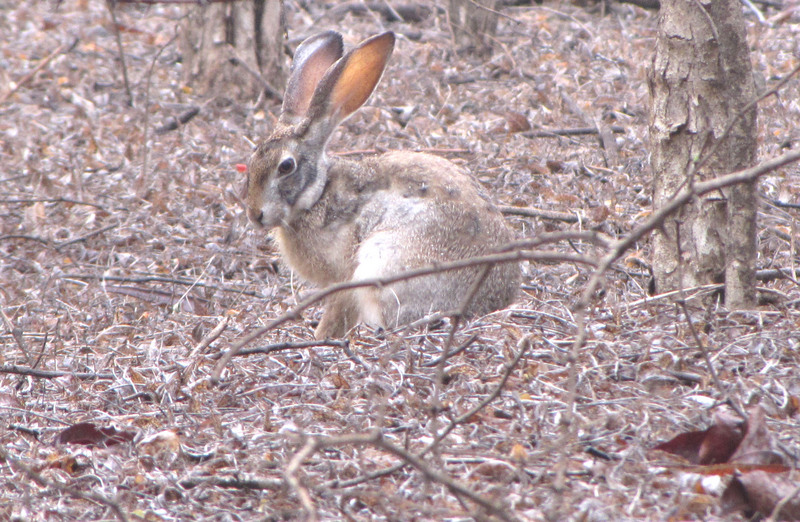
[179,0,285,101]
[648,0,758,308]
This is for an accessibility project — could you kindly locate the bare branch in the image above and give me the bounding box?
[211,248,595,382]
[0,40,74,106]
[61,273,267,298]
[179,474,283,490]
[499,205,580,223]
[105,0,132,106]
[521,125,625,139]
[0,365,114,380]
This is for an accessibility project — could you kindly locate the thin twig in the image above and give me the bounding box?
[140,32,178,193]
[0,40,73,106]
[285,437,323,521]
[105,0,133,106]
[237,339,348,356]
[422,334,479,367]
[625,284,724,309]
[0,224,118,250]
[188,316,230,358]
[521,125,625,139]
[740,0,767,23]
[55,223,119,250]
[211,229,606,378]
[499,205,580,223]
[61,273,266,298]
[0,197,106,210]
[154,106,201,134]
[429,263,492,463]
[671,61,800,201]
[766,482,800,522]
[677,300,745,418]
[0,365,114,380]
[1,310,31,364]
[179,315,230,384]
[581,148,800,314]
[374,434,516,521]
[179,474,283,490]
[229,56,283,101]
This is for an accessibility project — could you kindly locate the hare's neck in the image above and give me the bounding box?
[292,153,331,214]
[275,156,371,286]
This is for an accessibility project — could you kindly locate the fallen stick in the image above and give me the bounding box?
[520,125,625,139]
[0,365,113,380]
[0,40,74,106]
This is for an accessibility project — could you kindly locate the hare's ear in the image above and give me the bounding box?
[281,31,344,120]
[310,32,395,125]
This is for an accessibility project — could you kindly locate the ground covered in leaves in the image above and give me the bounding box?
[2,1,800,520]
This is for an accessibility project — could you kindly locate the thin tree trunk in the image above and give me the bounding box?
[448,0,499,55]
[179,0,285,101]
[648,0,758,308]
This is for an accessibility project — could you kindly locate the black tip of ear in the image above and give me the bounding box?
[293,31,344,69]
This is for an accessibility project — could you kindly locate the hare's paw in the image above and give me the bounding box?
[314,292,359,340]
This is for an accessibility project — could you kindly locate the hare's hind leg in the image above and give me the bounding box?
[315,291,359,339]
[354,286,388,332]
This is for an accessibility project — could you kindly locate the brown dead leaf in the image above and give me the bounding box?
[589,204,611,223]
[654,406,788,472]
[58,422,135,448]
[330,372,350,389]
[140,429,181,457]
[24,202,46,234]
[653,410,744,465]
[472,461,515,481]
[510,443,528,462]
[46,452,86,475]
[730,406,786,466]
[722,471,800,520]
[504,111,531,134]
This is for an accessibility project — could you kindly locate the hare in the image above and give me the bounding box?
[245,31,520,339]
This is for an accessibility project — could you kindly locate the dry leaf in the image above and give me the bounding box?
[140,430,181,456]
[722,471,800,520]
[653,410,744,465]
[58,422,135,448]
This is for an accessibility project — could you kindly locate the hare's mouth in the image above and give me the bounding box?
[248,204,288,230]
[246,207,266,228]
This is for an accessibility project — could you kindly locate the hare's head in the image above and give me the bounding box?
[246,31,395,229]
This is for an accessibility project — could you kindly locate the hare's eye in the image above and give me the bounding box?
[277,157,296,176]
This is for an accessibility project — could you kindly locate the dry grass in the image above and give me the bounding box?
[2,1,800,520]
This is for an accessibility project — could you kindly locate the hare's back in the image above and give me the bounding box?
[375,151,493,204]
[359,151,512,263]
[354,151,518,324]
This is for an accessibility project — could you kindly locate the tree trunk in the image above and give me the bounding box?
[179,0,285,101]
[448,0,499,55]
[648,0,758,308]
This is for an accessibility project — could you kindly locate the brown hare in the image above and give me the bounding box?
[245,31,520,339]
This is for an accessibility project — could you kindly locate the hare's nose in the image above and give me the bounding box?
[248,208,265,227]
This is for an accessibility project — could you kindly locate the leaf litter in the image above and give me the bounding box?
[1,1,800,520]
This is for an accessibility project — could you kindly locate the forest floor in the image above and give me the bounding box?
[2,1,800,520]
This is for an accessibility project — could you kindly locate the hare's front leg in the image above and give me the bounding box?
[314,291,359,339]
[314,287,388,339]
